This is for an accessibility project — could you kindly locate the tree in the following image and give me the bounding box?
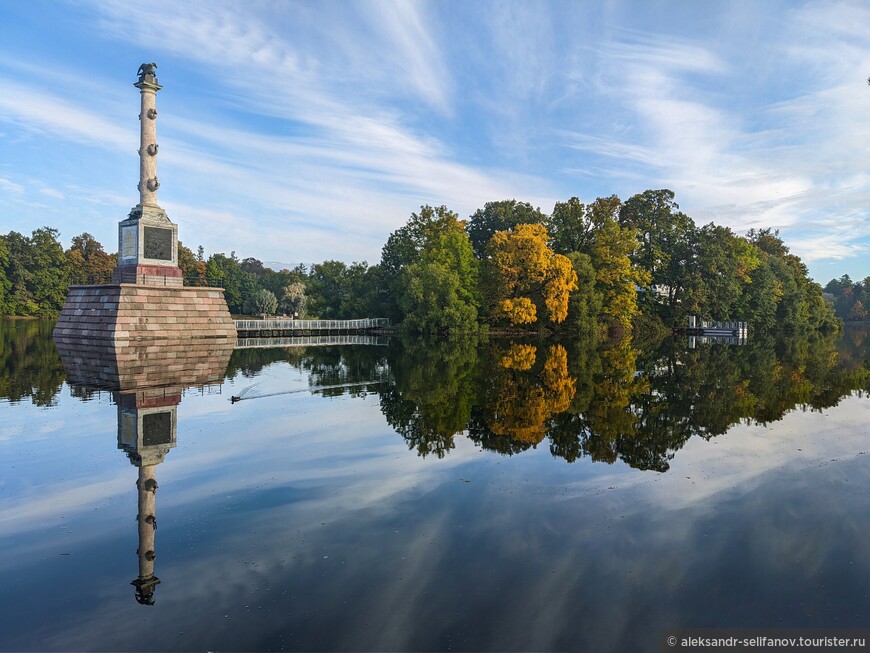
[686,224,760,321]
[589,216,649,332]
[238,271,261,314]
[281,281,307,317]
[307,260,374,318]
[481,223,577,326]
[546,195,645,333]
[565,251,603,334]
[240,257,266,276]
[546,197,594,254]
[380,205,466,321]
[6,227,70,317]
[850,299,867,321]
[398,214,479,335]
[747,229,838,333]
[260,268,295,298]
[3,231,38,315]
[246,288,277,316]
[0,236,11,315]
[620,189,695,316]
[206,252,245,312]
[466,199,547,259]
[399,261,477,335]
[67,233,116,284]
[746,228,789,258]
[741,257,781,332]
[546,195,622,255]
[381,205,456,276]
[177,241,199,283]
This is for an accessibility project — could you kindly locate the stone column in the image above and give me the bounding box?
[113,63,182,285]
[132,464,161,605]
[134,64,162,208]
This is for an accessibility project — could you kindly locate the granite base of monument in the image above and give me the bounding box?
[53,284,237,342]
[55,331,235,390]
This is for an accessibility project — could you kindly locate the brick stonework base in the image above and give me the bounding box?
[55,336,235,390]
[53,284,237,341]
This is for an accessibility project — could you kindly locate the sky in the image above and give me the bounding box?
[0,0,868,284]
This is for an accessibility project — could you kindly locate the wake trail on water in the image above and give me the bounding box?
[230,380,385,403]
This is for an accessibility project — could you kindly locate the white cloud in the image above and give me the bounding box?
[38,186,65,200]
[0,77,131,150]
[0,177,24,194]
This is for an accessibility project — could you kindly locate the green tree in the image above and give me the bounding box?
[747,229,838,333]
[3,231,38,315]
[307,260,374,318]
[686,224,760,322]
[238,271,261,314]
[380,205,466,321]
[246,288,278,315]
[741,257,781,332]
[5,228,69,316]
[206,252,245,312]
[240,257,266,276]
[0,236,12,315]
[565,252,603,334]
[620,189,695,318]
[548,195,644,333]
[280,281,307,317]
[177,241,199,283]
[546,196,596,254]
[399,214,479,335]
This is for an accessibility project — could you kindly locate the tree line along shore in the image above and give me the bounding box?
[0,188,856,337]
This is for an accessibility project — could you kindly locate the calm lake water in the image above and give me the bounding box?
[2,319,870,652]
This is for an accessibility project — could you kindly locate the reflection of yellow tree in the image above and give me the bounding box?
[488,344,576,445]
[500,344,537,371]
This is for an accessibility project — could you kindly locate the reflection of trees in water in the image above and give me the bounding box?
[225,347,306,379]
[7,321,870,471]
[300,346,390,398]
[0,319,64,406]
[477,343,576,446]
[380,337,479,458]
[548,336,650,467]
[225,346,389,398]
[218,328,870,470]
[382,328,870,471]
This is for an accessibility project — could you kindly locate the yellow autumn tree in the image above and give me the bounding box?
[483,223,578,326]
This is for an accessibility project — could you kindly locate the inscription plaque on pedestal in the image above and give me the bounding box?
[120,226,137,262]
[143,227,173,261]
[143,411,172,446]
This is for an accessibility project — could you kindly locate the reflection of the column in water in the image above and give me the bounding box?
[116,388,179,605]
[55,336,233,606]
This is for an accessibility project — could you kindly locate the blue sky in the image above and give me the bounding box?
[1,0,868,284]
